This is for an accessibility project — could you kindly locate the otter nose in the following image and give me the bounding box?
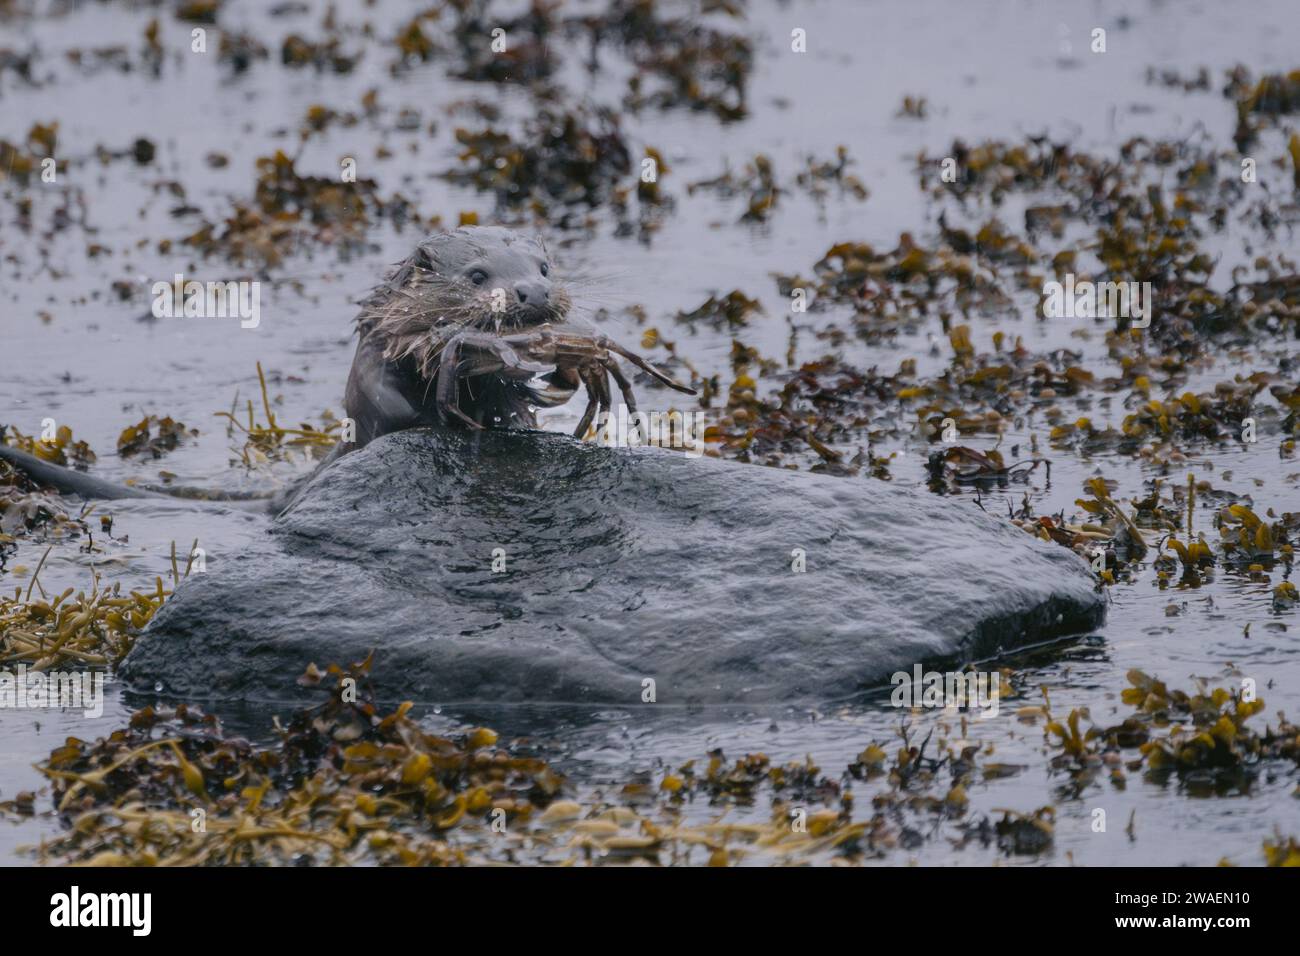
[514,281,549,306]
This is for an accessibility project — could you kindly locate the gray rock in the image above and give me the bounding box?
[119,428,1104,706]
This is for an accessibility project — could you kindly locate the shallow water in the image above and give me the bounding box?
[1,0,1298,865]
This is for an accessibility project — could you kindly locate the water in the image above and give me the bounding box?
[1,0,1297,865]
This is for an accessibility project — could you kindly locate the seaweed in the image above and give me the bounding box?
[280,34,362,74]
[1,423,96,470]
[182,151,421,266]
[215,362,344,466]
[687,148,867,224]
[33,659,563,865]
[0,122,59,185]
[674,290,762,331]
[117,416,195,460]
[218,31,268,75]
[0,570,168,670]
[444,105,632,221]
[593,0,752,121]
[1226,67,1300,150]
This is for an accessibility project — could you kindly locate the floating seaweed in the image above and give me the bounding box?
[599,1,752,122]
[1226,67,1300,150]
[280,34,362,74]
[33,659,563,865]
[687,148,867,224]
[117,416,195,460]
[1,424,95,471]
[444,106,631,221]
[1117,670,1300,790]
[215,362,344,467]
[674,290,762,331]
[218,31,268,75]
[183,150,421,266]
[0,569,169,671]
[0,122,59,185]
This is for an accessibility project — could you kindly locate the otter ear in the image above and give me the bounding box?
[416,232,463,271]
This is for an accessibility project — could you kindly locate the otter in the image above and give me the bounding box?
[0,226,693,505]
[342,226,582,451]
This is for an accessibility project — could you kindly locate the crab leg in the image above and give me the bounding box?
[599,337,696,395]
[573,373,601,439]
[576,365,614,439]
[436,331,560,429]
[603,358,638,414]
[436,336,481,429]
[589,366,613,431]
[451,332,551,380]
[603,358,648,443]
[498,325,695,397]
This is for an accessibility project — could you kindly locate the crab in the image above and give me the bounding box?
[432,322,696,438]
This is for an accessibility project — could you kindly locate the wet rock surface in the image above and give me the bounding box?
[121,428,1104,706]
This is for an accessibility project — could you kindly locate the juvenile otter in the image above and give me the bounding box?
[344,226,578,451]
[344,225,693,452]
[0,227,694,502]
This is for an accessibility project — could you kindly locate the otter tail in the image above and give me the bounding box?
[0,443,275,505]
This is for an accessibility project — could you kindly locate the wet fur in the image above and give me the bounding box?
[344,227,574,448]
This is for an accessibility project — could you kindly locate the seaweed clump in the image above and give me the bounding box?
[216,362,347,467]
[1224,66,1300,150]
[0,572,168,671]
[445,106,632,222]
[117,416,195,460]
[0,122,59,185]
[34,659,564,865]
[1044,670,1300,798]
[450,1,560,84]
[688,149,868,223]
[618,9,752,121]
[28,655,1068,865]
[281,34,363,74]
[183,151,422,267]
[1,423,96,471]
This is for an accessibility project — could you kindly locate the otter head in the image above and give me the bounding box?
[409,225,570,330]
[360,226,573,378]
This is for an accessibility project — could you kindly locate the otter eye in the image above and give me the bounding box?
[469,270,488,286]
[539,262,549,277]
